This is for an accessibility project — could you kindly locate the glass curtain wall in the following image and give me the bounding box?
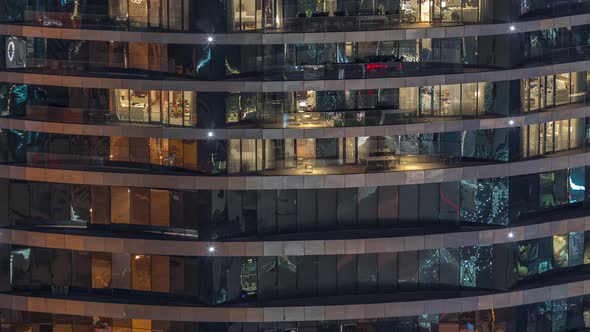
[2,232,590,305]
[0,123,585,175]
[1,71,587,129]
[3,26,590,81]
[0,167,586,238]
[8,0,590,31]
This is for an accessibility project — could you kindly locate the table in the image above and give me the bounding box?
[362,155,397,169]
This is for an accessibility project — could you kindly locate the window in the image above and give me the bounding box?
[92,252,112,289]
[111,187,131,224]
[132,254,151,291]
[110,89,196,127]
[419,249,440,287]
[553,234,569,268]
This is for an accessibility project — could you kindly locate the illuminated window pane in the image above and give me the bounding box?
[92,252,111,289]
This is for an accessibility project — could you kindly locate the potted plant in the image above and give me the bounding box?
[94,321,112,332]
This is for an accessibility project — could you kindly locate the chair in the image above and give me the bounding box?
[304,161,313,174]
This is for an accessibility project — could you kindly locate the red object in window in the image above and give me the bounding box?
[366,63,385,71]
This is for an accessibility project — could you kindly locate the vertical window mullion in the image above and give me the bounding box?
[181,91,185,127]
[459,84,463,117]
[240,140,244,174]
[526,126,530,158]
[147,0,150,28]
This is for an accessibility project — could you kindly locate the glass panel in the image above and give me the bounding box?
[540,172,557,209]
[168,91,184,126]
[241,139,257,173]
[528,124,539,157]
[184,91,196,127]
[419,249,440,287]
[111,187,130,224]
[399,87,418,112]
[128,188,149,226]
[10,248,31,289]
[527,77,541,111]
[460,246,476,287]
[112,89,130,121]
[377,253,398,291]
[461,83,478,116]
[150,189,170,227]
[569,232,584,266]
[439,248,460,286]
[148,90,161,123]
[92,252,111,289]
[398,251,418,288]
[128,0,148,27]
[132,254,151,291]
[553,234,569,268]
[358,187,377,226]
[570,118,584,149]
[337,255,356,294]
[228,140,241,174]
[569,167,586,203]
[554,120,570,151]
[357,254,377,293]
[129,90,148,122]
[148,0,161,28]
[439,181,460,224]
[555,73,570,105]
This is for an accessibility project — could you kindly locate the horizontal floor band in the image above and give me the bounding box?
[0,215,588,256]
[0,279,588,321]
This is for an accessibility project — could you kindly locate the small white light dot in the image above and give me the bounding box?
[507,232,514,238]
[207,36,214,42]
[509,25,516,31]
[208,246,216,253]
[207,131,214,137]
[134,255,141,260]
[509,120,515,125]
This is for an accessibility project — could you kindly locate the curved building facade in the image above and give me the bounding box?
[2,0,590,331]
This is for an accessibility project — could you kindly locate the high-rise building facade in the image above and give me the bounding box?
[1,0,590,331]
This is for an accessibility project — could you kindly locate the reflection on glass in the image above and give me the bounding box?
[92,252,112,289]
[553,234,569,268]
